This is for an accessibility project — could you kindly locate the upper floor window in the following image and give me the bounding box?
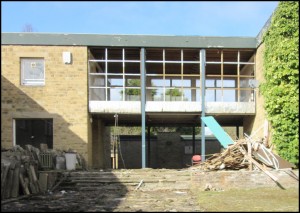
[21,58,45,86]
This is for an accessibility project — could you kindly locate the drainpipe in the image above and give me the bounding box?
[200,49,206,161]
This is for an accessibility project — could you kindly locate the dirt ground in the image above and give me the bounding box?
[2,186,299,212]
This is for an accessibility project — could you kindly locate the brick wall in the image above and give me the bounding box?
[1,45,90,164]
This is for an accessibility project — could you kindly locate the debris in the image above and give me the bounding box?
[135,180,144,190]
[1,144,86,201]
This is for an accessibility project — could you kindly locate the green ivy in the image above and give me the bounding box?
[260,1,299,166]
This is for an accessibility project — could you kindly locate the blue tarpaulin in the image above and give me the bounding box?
[201,116,234,148]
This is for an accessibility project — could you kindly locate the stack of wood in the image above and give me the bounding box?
[1,144,88,200]
[1,145,41,200]
[196,139,249,171]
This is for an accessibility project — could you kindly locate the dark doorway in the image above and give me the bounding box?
[15,119,53,149]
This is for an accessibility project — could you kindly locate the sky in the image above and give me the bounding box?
[2,1,278,37]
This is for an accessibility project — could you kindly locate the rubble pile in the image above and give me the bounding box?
[193,136,296,175]
[198,139,248,171]
[1,144,87,200]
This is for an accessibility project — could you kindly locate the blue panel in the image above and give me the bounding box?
[201,116,234,148]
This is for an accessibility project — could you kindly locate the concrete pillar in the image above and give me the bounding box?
[92,119,105,169]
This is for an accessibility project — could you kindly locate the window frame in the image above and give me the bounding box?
[21,58,45,86]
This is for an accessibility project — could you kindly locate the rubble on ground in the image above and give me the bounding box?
[191,135,296,179]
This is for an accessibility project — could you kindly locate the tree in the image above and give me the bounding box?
[22,24,34,32]
[260,1,299,166]
[120,79,157,99]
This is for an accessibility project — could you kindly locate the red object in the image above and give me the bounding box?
[192,155,201,165]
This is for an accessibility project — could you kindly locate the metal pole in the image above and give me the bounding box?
[192,126,195,154]
[141,48,146,168]
[200,49,206,161]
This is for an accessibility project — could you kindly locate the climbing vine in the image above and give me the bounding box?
[260,1,299,165]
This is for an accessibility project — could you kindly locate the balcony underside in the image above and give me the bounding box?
[89,101,255,126]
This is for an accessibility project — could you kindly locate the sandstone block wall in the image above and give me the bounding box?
[1,45,90,163]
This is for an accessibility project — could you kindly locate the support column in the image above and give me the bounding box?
[200,49,206,161]
[147,126,151,167]
[192,126,195,154]
[141,48,146,168]
[236,125,240,139]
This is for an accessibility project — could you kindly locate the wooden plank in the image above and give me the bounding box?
[247,141,253,171]
[19,172,30,195]
[1,163,10,199]
[11,162,20,198]
[4,166,14,199]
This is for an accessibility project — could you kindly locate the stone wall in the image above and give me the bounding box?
[1,45,90,164]
[244,43,269,143]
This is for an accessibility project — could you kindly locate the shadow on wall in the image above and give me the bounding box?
[1,76,87,156]
[1,76,129,211]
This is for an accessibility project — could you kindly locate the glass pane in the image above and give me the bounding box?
[195,89,201,102]
[223,90,236,102]
[89,61,105,73]
[216,90,222,102]
[146,49,163,61]
[223,64,237,75]
[125,48,140,60]
[90,75,105,87]
[183,49,199,61]
[171,79,182,87]
[184,63,199,75]
[240,64,254,76]
[205,90,216,102]
[146,63,163,74]
[206,79,215,87]
[223,79,236,88]
[240,89,254,102]
[151,79,165,87]
[108,48,122,60]
[206,49,221,62]
[240,77,254,88]
[165,63,181,75]
[165,88,182,101]
[126,78,140,87]
[22,59,44,80]
[108,88,123,101]
[223,49,238,62]
[108,76,123,86]
[125,89,140,101]
[165,49,181,61]
[182,79,191,87]
[182,89,192,101]
[107,62,123,74]
[240,50,255,62]
[206,64,221,75]
[151,88,164,101]
[90,88,105,101]
[125,62,140,74]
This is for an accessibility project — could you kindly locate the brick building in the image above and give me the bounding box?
[1,31,268,169]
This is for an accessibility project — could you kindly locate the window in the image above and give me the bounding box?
[21,58,45,86]
[14,119,53,149]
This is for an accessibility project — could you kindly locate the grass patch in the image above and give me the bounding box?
[191,187,299,212]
